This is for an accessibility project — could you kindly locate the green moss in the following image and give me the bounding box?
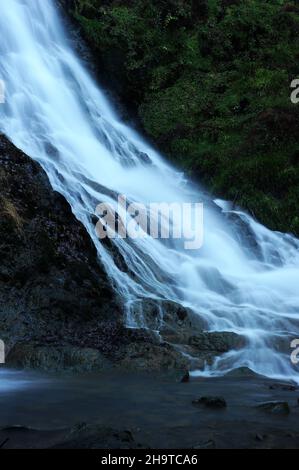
[69,0,299,235]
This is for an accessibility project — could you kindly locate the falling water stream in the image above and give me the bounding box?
[0,0,298,384]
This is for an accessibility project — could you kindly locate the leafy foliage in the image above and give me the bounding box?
[69,0,299,234]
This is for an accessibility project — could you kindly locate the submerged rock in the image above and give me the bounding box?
[256,401,290,415]
[0,423,148,449]
[192,396,227,409]
[193,439,216,449]
[225,367,261,378]
[180,371,190,383]
[255,434,266,442]
[52,424,147,449]
[137,151,152,165]
[269,383,297,392]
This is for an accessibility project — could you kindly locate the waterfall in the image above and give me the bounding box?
[0,0,298,382]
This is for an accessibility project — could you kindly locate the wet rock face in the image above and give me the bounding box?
[135,299,205,339]
[129,298,244,370]
[7,344,111,373]
[188,331,243,353]
[114,330,191,372]
[0,134,122,366]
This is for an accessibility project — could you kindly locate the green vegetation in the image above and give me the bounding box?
[69,0,299,234]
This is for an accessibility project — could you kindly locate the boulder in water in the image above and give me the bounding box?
[269,383,297,392]
[192,396,227,409]
[256,401,290,415]
[137,151,152,165]
[225,367,262,378]
[180,371,190,383]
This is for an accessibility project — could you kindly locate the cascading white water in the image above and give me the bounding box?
[0,0,298,382]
